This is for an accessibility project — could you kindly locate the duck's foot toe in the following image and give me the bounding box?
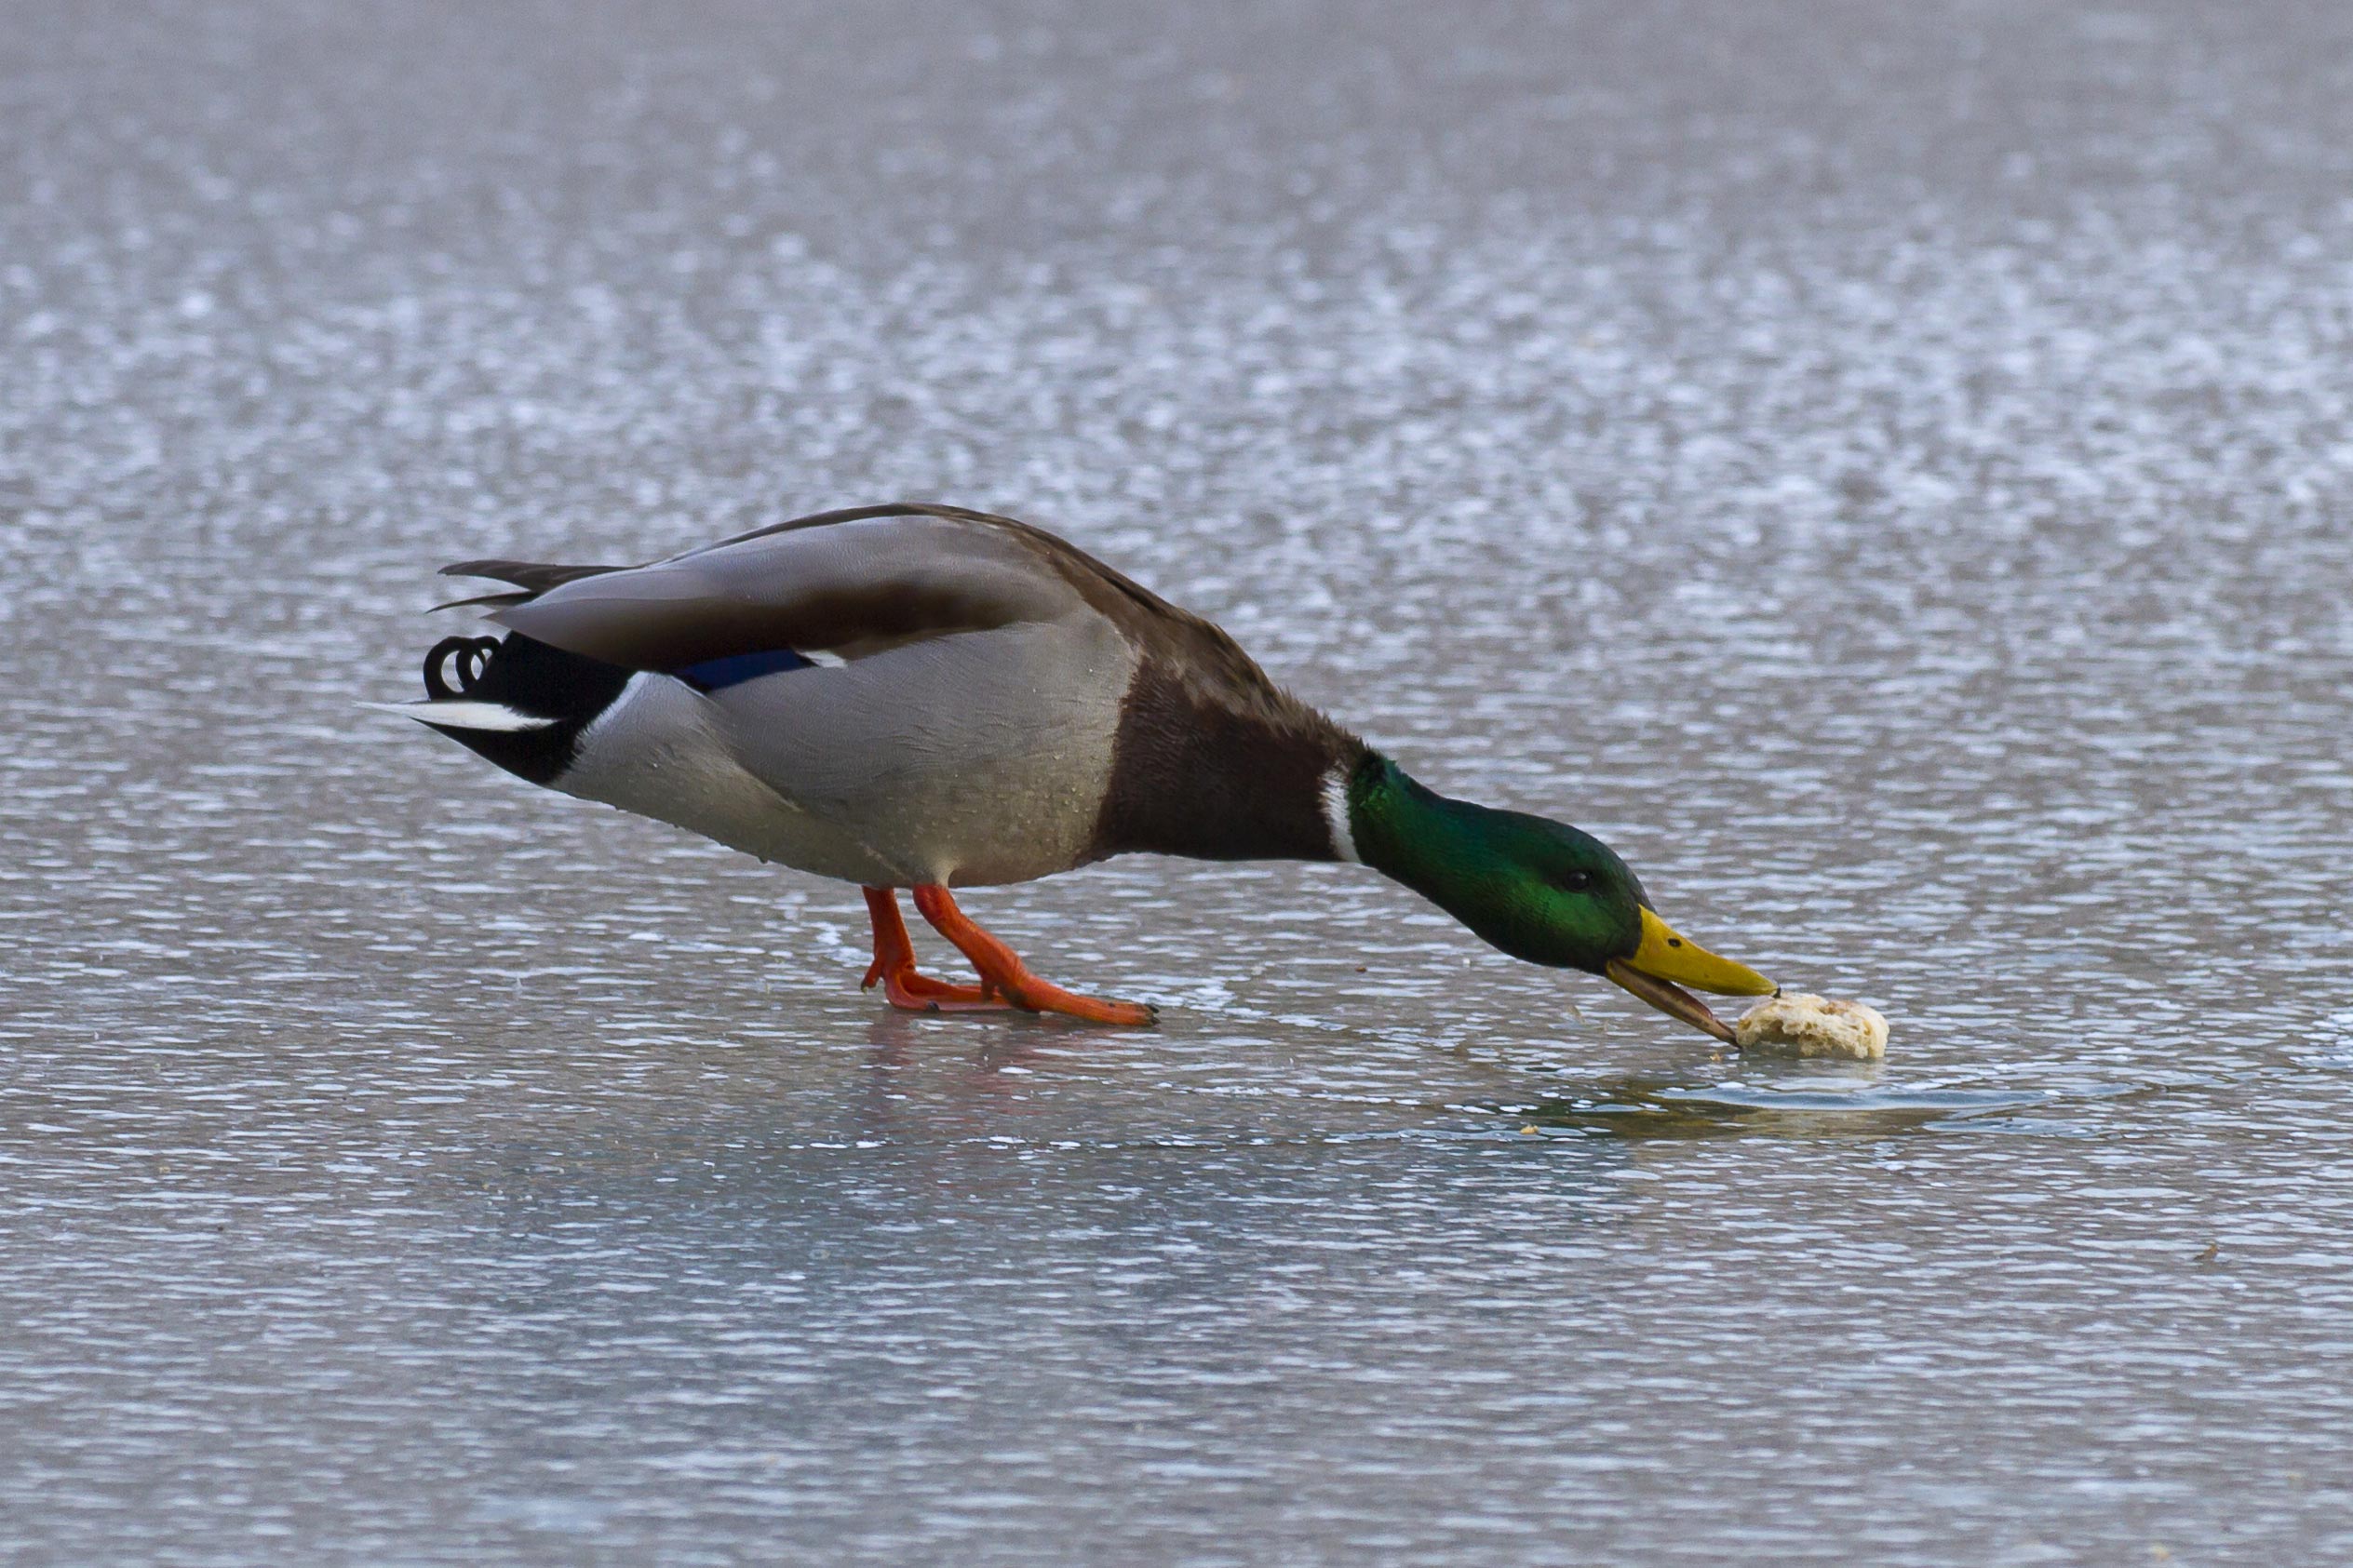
[992,975,1159,1027]
[872,965,1011,1012]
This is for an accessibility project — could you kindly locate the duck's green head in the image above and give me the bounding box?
[1344,755,1776,1041]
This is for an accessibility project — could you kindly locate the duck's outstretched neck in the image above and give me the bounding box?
[1331,753,1498,898]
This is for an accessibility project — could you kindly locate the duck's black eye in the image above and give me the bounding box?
[1561,869,1594,892]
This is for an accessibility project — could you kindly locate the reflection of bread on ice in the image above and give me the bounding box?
[1734,994,1889,1059]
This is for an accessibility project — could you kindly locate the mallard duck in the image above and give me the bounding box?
[381,503,1774,1037]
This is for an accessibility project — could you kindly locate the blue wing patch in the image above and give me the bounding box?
[675,648,816,691]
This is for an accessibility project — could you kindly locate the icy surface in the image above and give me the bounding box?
[5,1,2353,1563]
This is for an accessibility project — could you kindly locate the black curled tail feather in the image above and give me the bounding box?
[412,632,635,786]
[424,636,502,700]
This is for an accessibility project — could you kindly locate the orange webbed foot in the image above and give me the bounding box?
[909,884,1157,1026]
[861,887,1013,1012]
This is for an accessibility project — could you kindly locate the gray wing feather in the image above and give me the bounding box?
[440,559,624,593]
[487,512,1084,673]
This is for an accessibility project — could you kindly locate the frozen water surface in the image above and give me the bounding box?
[5,1,2353,1562]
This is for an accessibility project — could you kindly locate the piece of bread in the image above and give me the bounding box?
[1733,994,1889,1059]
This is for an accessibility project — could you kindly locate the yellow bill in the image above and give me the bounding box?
[1603,907,1776,1042]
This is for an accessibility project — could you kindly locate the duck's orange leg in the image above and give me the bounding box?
[909,884,1157,1026]
[860,887,1006,1012]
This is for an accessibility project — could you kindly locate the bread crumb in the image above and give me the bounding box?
[1734,994,1889,1059]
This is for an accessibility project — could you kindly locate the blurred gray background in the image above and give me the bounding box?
[4,2,2351,1563]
